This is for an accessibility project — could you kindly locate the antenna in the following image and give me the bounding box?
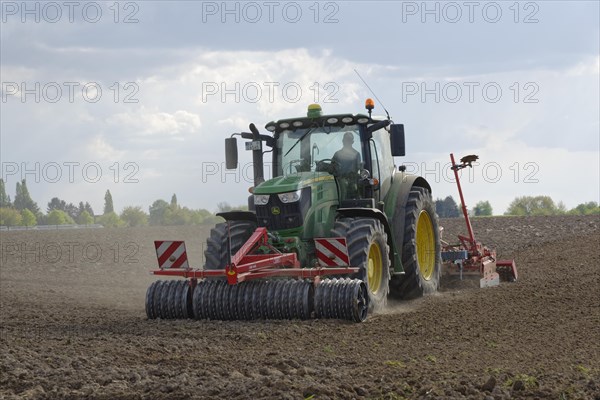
[354,69,391,120]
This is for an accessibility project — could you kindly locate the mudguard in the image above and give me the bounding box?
[216,211,258,223]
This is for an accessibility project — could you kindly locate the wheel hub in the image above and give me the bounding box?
[367,242,383,293]
[416,210,435,280]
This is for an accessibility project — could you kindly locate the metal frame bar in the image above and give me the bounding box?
[152,227,359,284]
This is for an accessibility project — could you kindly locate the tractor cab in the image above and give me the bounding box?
[225,101,406,238]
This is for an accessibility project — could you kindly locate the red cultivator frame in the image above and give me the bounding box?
[152,227,360,283]
[441,153,518,287]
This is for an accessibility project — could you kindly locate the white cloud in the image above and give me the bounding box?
[2,43,598,214]
[86,135,125,161]
[108,107,201,137]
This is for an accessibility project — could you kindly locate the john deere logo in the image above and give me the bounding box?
[271,206,281,215]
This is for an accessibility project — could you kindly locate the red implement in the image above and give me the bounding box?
[152,227,359,283]
[441,153,518,287]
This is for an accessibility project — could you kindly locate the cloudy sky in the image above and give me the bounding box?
[1,1,598,215]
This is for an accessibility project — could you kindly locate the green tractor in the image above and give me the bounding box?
[147,100,441,321]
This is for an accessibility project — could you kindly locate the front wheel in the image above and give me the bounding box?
[204,220,257,271]
[331,218,390,312]
[391,187,441,299]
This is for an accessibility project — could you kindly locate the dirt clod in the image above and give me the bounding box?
[512,380,525,391]
[482,376,497,392]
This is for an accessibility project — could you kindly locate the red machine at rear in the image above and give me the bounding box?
[441,153,518,287]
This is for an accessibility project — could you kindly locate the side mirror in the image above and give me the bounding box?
[225,137,238,169]
[390,124,405,156]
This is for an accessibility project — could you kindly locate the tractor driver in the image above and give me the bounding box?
[333,132,361,175]
[332,132,361,198]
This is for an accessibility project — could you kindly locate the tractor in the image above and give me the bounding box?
[146,100,441,322]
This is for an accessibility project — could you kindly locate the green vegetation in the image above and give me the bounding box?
[384,360,406,368]
[0,207,22,226]
[1,178,595,228]
[505,195,565,216]
[120,206,148,227]
[435,195,459,217]
[473,200,493,216]
[504,373,539,389]
[103,190,114,214]
[46,210,74,225]
[14,179,40,215]
[96,211,123,228]
[20,209,37,226]
[0,180,239,228]
[425,354,437,363]
[567,201,600,215]
[504,196,599,216]
[77,210,94,225]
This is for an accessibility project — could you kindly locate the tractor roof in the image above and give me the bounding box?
[264,113,387,135]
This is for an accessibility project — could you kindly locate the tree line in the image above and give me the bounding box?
[435,195,599,217]
[0,179,597,227]
[0,179,244,228]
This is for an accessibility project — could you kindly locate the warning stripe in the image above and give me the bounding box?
[155,241,189,269]
[316,250,336,266]
[315,237,350,267]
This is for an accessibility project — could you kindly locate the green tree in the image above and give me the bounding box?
[47,197,67,213]
[0,179,11,207]
[46,209,73,225]
[104,190,114,214]
[65,203,79,220]
[436,196,459,218]
[97,211,123,228]
[149,199,169,225]
[20,209,37,226]
[568,201,600,215]
[78,201,95,218]
[14,180,40,215]
[505,195,564,216]
[171,193,178,207]
[473,200,493,216]
[189,208,214,225]
[121,206,149,227]
[77,210,94,225]
[0,207,22,226]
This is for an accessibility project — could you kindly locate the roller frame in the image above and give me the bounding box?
[152,227,360,283]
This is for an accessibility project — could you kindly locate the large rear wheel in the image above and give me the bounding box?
[331,218,390,312]
[391,187,441,299]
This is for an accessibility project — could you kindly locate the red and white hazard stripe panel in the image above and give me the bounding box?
[154,241,190,270]
[315,237,350,267]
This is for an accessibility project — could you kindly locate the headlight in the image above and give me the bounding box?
[278,190,302,203]
[359,169,371,179]
[254,194,270,205]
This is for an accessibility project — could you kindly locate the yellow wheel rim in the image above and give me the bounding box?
[416,211,435,280]
[367,242,383,294]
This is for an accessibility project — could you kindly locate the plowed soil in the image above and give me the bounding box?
[1,215,599,399]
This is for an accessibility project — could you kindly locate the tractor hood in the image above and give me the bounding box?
[254,172,334,194]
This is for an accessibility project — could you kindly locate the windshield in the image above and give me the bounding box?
[275,125,363,177]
